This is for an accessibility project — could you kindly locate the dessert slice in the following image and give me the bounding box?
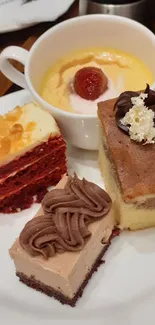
[98,85,155,230]
[9,174,116,307]
[0,102,66,213]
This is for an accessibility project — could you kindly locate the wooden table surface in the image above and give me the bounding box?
[0,0,79,97]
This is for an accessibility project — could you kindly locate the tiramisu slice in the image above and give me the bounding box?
[0,102,66,213]
[9,174,116,307]
[98,85,155,230]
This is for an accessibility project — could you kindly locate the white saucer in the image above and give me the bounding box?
[0,0,75,33]
[1,90,155,325]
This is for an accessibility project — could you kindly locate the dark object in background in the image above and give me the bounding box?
[148,0,155,32]
[90,0,143,3]
[79,0,147,25]
[22,0,37,3]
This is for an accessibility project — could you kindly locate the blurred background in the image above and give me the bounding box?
[79,0,154,30]
[148,0,155,31]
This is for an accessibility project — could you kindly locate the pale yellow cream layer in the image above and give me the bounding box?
[99,141,155,231]
[0,102,59,166]
[10,176,115,299]
[40,48,153,113]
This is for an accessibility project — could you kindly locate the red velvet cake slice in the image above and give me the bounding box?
[0,102,66,213]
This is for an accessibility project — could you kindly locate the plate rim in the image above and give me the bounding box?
[0,0,75,33]
[1,89,155,325]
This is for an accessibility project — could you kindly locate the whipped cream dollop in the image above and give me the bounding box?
[114,85,155,144]
[19,174,112,259]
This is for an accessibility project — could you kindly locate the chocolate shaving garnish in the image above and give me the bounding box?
[114,85,155,135]
[144,84,155,107]
[114,90,138,135]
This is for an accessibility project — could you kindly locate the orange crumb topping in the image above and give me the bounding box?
[0,106,36,160]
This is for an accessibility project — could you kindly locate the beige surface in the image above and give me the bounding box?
[10,175,115,299]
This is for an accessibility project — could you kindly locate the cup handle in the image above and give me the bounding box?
[0,46,29,89]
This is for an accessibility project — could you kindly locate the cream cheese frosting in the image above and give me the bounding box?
[0,102,60,167]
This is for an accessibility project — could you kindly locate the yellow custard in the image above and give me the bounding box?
[40,48,153,114]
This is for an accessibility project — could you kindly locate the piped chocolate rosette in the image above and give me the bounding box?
[114,84,155,144]
[19,174,112,259]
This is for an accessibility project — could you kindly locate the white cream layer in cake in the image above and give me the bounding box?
[0,102,60,166]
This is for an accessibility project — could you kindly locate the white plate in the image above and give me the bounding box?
[0,0,75,33]
[1,90,155,325]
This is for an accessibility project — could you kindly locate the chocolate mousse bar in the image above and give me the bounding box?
[9,174,116,307]
[98,85,155,230]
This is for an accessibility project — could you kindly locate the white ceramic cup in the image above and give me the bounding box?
[0,15,155,150]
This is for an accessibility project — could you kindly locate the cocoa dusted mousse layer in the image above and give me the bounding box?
[10,175,117,307]
[98,87,155,230]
